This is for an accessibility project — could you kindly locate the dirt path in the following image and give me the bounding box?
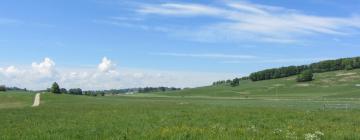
[32,93,40,107]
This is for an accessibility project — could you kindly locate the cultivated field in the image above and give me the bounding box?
[1,70,360,140]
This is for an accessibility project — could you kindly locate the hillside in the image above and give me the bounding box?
[151,69,360,99]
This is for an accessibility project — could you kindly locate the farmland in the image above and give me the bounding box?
[1,69,360,140]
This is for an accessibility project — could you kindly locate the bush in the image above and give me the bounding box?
[69,88,83,95]
[0,85,6,92]
[297,70,314,82]
[60,88,68,94]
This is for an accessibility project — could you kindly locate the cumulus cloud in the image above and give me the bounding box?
[1,66,19,74]
[31,57,56,77]
[0,57,235,90]
[98,57,116,73]
[0,66,23,77]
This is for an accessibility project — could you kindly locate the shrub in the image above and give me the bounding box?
[0,85,6,92]
[60,88,68,94]
[297,70,314,82]
[69,88,83,95]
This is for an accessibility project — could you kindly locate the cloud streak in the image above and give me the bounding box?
[0,18,20,25]
[150,52,257,59]
[221,57,332,64]
[137,3,226,16]
[134,1,360,43]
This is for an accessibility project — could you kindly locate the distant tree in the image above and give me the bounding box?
[230,78,240,87]
[69,88,82,95]
[342,59,354,70]
[297,70,314,82]
[0,85,6,92]
[60,88,68,94]
[51,82,61,94]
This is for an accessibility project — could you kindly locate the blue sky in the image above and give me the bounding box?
[1,0,360,90]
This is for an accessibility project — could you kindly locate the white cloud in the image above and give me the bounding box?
[31,57,56,77]
[137,3,226,16]
[0,57,236,90]
[0,66,23,77]
[1,66,19,73]
[98,57,116,73]
[133,1,360,43]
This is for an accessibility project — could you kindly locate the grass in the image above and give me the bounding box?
[1,69,360,139]
[1,92,360,139]
[0,91,35,109]
[151,69,360,99]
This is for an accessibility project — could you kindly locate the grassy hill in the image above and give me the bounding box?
[150,69,360,99]
[1,69,360,139]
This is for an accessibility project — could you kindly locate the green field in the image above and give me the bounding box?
[1,69,360,140]
[151,69,360,99]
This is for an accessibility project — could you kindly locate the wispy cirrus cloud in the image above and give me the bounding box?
[221,57,332,64]
[131,1,360,43]
[0,18,20,25]
[150,52,257,59]
[137,3,226,17]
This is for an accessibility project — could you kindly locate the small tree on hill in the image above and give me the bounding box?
[0,85,6,92]
[51,82,61,94]
[297,70,313,82]
[231,78,240,87]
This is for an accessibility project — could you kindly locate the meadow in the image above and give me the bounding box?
[1,69,360,140]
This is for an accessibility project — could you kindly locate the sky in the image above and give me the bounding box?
[1,0,360,90]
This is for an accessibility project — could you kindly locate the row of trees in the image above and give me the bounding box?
[212,77,248,87]
[249,56,360,82]
[50,82,182,96]
[138,87,181,93]
[310,57,360,72]
[0,85,27,92]
[212,56,359,85]
[50,82,84,95]
[249,65,308,81]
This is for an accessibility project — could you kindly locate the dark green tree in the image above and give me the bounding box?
[297,70,314,82]
[230,78,240,87]
[0,85,6,92]
[51,82,61,94]
[60,88,68,94]
[342,59,354,70]
[69,88,82,95]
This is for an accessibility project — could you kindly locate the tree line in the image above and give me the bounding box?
[249,56,360,81]
[138,87,181,93]
[0,85,27,92]
[49,82,181,96]
[213,77,249,87]
[213,56,360,86]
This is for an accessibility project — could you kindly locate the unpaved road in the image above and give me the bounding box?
[32,93,40,107]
